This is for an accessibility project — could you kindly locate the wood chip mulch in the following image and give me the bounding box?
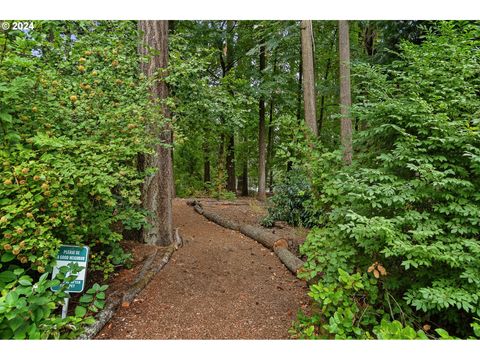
[96,198,310,339]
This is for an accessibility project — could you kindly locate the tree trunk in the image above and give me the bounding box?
[363,21,376,56]
[225,20,236,193]
[301,20,318,137]
[203,140,211,185]
[318,56,331,136]
[137,21,173,246]
[241,156,249,196]
[226,133,236,192]
[217,132,225,194]
[287,50,303,173]
[257,42,267,201]
[266,99,274,193]
[167,20,176,200]
[338,20,353,165]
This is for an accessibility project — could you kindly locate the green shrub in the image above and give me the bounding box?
[0,21,160,338]
[261,170,319,228]
[299,22,480,337]
[290,268,464,340]
[0,263,106,339]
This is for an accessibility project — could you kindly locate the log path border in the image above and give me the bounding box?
[186,199,304,275]
[78,232,181,339]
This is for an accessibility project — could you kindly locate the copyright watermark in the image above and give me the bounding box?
[1,21,34,31]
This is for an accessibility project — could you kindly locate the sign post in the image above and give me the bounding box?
[51,245,89,318]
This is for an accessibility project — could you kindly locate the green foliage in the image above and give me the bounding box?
[0,21,161,338]
[298,22,480,337]
[0,262,107,339]
[291,268,462,340]
[0,21,154,279]
[373,320,429,340]
[261,170,318,228]
[290,269,382,339]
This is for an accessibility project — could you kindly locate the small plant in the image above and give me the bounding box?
[261,170,319,228]
[0,263,107,339]
[290,269,382,339]
[291,268,462,340]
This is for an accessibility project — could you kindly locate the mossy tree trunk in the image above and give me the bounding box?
[138,20,173,246]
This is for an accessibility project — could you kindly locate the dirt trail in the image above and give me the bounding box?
[97,199,309,339]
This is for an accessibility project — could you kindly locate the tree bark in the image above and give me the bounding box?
[138,20,173,246]
[257,42,267,201]
[287,49,303,173]
[267,99,274,193]
[225,20,236,193]
[241,156,249,196]
[217,132,225,194]
[301,20,318,137]
[338,20,353,165]
[226,133,236,192]
[203,140,211,185]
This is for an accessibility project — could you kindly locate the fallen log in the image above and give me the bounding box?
[203,209,240,231]
[186,199,202,207]
[239,224,276,249]
[274,247,304,274]
[77,293,122,340]
[193,204,204,215]
[78,244,175,339]
[187,198,305,275]
[122,245,175,307]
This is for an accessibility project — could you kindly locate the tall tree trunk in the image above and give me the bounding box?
[203,139,211,185]
[225,20,236,193]
[226,134,236,192]
[318,56,331,135]
[217,132,225,195]
[287,50,303,173]
[301,20,318,137]
[266,53,277,192]
[267,99,274,193]
[318,27,337,136]
[363,21,376,56]
[241,157,248,196]
[138,20,173,246]
[257,42,267,201]
[338,20,353,165]
[168,20,176,199]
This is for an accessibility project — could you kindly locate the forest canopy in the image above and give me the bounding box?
[1,19,480,339]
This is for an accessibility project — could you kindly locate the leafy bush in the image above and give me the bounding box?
[0,21,160,338]
[0,21,154,277]
[0,263,106,339]
[290,268,465,340]
[298,22,480,337]
[261,170,319,228]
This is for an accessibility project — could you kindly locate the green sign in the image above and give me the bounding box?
[51,245,89,293]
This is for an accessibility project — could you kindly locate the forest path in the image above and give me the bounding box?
[96,199,309,339]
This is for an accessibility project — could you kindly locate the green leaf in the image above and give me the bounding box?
[1,253,15,262]
[94,300,105,309]
[8,317,23,333]
[435,328,451,339]
[5,291,19,306]
[0,271,16,283]
[34,307,44,322]
[18,275,33,286]
[79,294,93,303]
[75,305,87,317]
[13,268,24,276]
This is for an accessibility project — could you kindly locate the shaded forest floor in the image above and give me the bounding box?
[96,198,310,339]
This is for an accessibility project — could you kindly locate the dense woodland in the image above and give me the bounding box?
[1,20,480,339]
